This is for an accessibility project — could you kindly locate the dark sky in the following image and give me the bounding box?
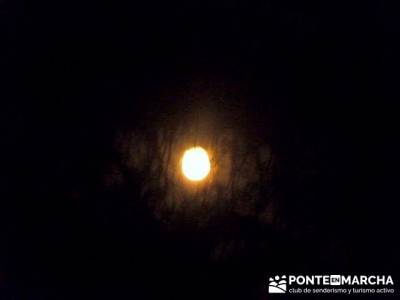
[1,1,399,299]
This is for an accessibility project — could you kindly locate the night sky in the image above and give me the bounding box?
[1,1,399,299]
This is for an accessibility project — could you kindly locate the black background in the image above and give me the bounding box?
[1,1,399,299]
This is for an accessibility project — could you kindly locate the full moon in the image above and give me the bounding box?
[182,147,211,181]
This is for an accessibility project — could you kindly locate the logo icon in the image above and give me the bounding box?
[269,275,287,293]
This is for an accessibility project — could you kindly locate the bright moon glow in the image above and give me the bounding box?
[182,147,211,181]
